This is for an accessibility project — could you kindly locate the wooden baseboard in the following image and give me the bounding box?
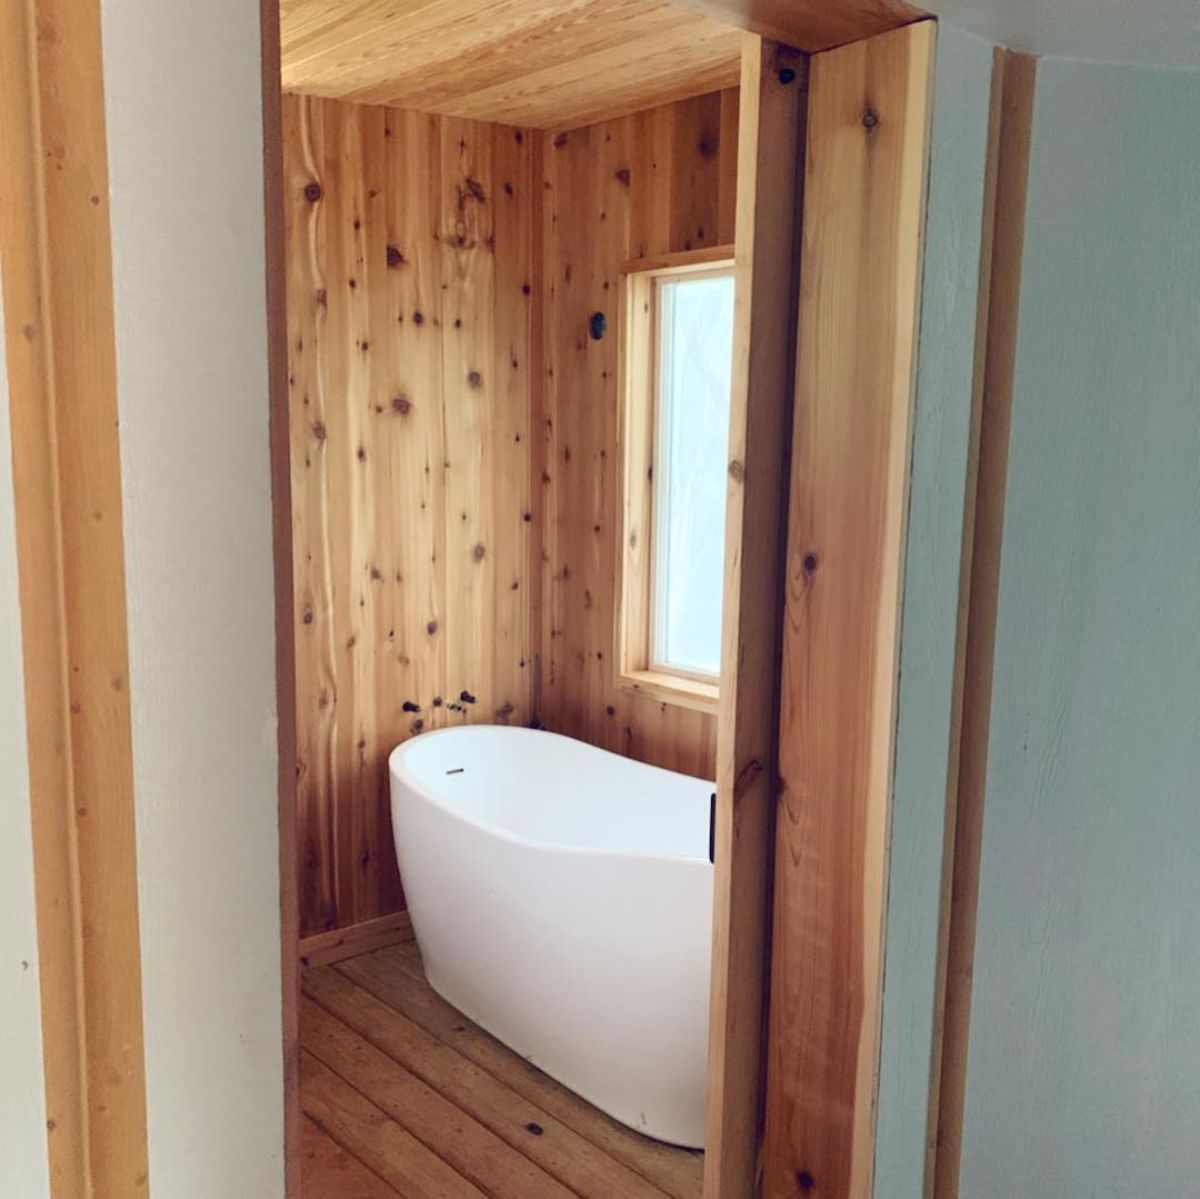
[300,911,414,969]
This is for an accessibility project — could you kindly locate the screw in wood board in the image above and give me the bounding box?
[589,311,607,341]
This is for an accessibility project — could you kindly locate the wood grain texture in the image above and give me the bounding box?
[670,0,927,52]
[284,94,537,936]
[932,50,1034,1199]
[303,995,579,1198]
[302,1050,487,1198]
[305,964,674,1199]
[302,1116,403,1199]
[280,0,742,130]
[705,35,806,1199]
[762,20,934,1199]
[0,0,150,1193]
[537,89,739,779]
[300,911,415,968]
[260,0,302,1189]
[342,944,704,1199]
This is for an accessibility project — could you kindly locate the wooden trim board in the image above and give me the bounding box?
[301,912,417,969]
[671,0,930,54]
[0,0,150,1192]
[762,19,935,1199]
[614,250,734,715]
[622,245,737,275]
[932,49,1037,1199]
[260,0,302,1191]
[705,33,808,1199]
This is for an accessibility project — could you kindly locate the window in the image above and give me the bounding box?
[617,250,735,712]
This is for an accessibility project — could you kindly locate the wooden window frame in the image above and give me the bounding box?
[615,245,735,716]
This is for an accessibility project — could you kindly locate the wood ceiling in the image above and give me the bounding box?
[279,0,744,129]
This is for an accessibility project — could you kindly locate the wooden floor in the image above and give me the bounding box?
[300,937,705,1198]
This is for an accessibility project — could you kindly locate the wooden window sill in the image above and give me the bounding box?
[618,669,720,715]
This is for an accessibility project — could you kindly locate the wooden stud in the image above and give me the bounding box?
[762,20,935,1199]
[932,50,1037,1199]
[0,0,150,1192]
[705,32,809,1199]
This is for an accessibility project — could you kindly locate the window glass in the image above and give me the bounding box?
[651,271,735,679]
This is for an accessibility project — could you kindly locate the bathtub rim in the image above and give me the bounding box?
[389,725,715,867]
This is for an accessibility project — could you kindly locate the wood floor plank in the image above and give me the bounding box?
[301,1052,485,1199]
[302,996,577,1199]
[305,965,671,1199]
[337,945,704,1199]
[301,1115,404,1199]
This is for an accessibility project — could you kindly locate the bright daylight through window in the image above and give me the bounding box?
[650,270,735,680]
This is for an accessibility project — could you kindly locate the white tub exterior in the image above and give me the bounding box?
[389,725,714,1148]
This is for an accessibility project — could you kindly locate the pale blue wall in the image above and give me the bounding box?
[875,23,995,1199]
[960,56,1200,1198]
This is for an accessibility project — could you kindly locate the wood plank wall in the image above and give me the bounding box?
[536,89,740,780]
[284,88,739,935]
[283,94,537,936]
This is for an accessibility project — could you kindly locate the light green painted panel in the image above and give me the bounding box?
[874,24,995,1199]
[961,56,1200,1198]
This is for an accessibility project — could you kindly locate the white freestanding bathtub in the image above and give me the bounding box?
[389,725,714,1148]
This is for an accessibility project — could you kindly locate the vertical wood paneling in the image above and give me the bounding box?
[537,90,738,779]
[285,96,536,936]
[763,20,934,1199]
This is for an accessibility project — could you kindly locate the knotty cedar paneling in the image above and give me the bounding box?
[280,0,742,130]
[284,95,536,935]
[763,20,934,1199]
[537,89,739,779]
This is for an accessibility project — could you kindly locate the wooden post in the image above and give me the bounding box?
[706,32,807,1199]
[762,19,935,1199]
[0,0,150,1193]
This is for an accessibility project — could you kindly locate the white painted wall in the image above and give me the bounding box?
[927,0,1200,70]
[98,1,285,1195]
[0,271,52,1197]
[959,55,1200,1198]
